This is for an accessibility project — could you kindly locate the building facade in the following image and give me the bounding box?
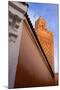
[8,1,28,88]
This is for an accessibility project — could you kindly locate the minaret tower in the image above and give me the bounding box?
[35,16,54,72]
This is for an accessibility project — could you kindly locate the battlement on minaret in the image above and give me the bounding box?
[35,16,46,31]
[35,16,54,40]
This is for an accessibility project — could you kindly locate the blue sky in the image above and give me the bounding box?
[27,3,58,73]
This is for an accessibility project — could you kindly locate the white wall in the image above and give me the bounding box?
[8,21,23,88]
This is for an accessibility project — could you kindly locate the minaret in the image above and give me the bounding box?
[35,16,54,72]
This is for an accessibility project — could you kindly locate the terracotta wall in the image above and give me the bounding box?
[14,21,55,88]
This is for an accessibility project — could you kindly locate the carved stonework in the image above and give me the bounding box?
[8,11,21,43]
[8,1,28,44]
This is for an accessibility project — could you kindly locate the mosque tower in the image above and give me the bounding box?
[35,16,54,72]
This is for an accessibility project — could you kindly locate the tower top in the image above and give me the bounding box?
[35,16,47,31]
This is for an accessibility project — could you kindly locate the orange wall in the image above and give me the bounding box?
[14,21,55,88]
